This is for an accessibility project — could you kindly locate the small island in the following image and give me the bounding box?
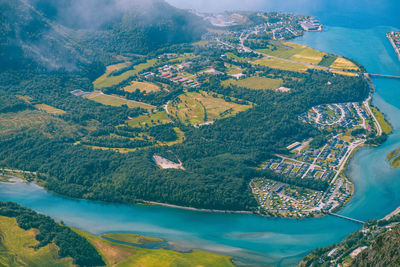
[387,147,400,168]
[387,32,400,60]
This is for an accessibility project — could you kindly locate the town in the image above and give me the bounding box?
[251,100,376,218]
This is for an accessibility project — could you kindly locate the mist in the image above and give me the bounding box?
[165,0,400,28]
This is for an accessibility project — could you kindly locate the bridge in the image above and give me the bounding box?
[368,73,400,79]
[329,212,365,224]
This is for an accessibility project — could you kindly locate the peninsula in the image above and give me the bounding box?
[387,32,400,60]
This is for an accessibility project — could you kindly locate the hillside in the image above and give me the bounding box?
[0,0,206,70]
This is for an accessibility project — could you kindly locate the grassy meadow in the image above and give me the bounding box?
[84,91,155,111]
[222,76,283,90]
[123,81,161,93]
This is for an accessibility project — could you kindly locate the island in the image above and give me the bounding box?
[387,147,400,168]
[387,32,400,60]
[0,1,391,220]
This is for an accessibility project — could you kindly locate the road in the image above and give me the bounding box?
[301,144,327,179]
[363,95,382,136]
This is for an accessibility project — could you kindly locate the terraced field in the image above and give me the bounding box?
[222,76,283,90]
[168,91,251,125]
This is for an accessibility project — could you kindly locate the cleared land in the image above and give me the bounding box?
[127,111,171,128]
[74,229,235,267]
[93,59,158,88]
[168,91,251,125]
[330,57,359,71]
[123,81,160,93]
[0,110,78,137]
[0,216,73,267]
[222,76,283,90]
[84,91,155,111]
[371,107,393,134]
[35,104,66,115]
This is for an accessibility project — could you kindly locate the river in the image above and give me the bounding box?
[1,5,400,267]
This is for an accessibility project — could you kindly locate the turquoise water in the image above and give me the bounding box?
[1,13,400,267]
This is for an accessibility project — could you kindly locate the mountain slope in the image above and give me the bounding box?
[0,0,206,70]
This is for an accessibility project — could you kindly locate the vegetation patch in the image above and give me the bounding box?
[222,76,283,90]
[35,104,66,115]
[127,111,171,128]
[371,106,393,135]
[123,81,160,93]
[318,54,338,67]
[169,91,251,125]
[101,233,162,245]
[84,91,155,111]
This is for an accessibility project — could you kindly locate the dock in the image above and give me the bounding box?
[329,212,365,224]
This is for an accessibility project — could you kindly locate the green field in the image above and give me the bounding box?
[123,81,160,93]
[0,216,73,267]
[252,57,312,72]
[222,76,283,90]
[75,229,235,267]
[371,106,393,135]
[318,54,338,67]
[94,59,158,88]
[168,91,251,125]
[85,92,155,111]
[257,42,326,65]
[127,111,172,128]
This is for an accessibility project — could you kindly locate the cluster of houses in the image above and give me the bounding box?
[387,32,400,60]
[251,178,324,217]
[299,102,369,131]
[300,18,322,31]
[155,63,200,88]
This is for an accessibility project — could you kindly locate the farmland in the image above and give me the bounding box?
[84,91,155,111]
[123,81,161,93]
[252,57,312,72]
[93,59,158,88]
[222,76,283,90]
[168,91,251,125]
[330,57,359,71]
[257,42,326,65]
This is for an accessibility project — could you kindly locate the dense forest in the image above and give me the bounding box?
[0,201,104,266]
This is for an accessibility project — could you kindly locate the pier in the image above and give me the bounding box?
[368,73,400,80]
[329,212,365,224]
